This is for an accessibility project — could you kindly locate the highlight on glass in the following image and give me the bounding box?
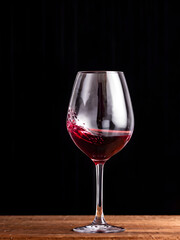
[66,71,134,233]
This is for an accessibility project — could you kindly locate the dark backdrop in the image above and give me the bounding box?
[1,0,180,214]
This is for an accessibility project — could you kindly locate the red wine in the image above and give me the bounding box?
[67,121,132,165]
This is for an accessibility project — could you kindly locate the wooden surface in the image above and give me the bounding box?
[0,215,180,239]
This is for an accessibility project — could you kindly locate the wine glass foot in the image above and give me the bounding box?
[73,223,125,233]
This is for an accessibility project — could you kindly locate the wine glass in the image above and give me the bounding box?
[66,71,134,233]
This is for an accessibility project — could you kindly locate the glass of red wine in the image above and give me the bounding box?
[66,71,134,233]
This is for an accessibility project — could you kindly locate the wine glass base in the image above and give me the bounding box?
[73,224,125,233]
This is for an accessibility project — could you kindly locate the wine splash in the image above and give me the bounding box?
[67,116,132,164]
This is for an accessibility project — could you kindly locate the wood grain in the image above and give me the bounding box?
[0,215,180,239]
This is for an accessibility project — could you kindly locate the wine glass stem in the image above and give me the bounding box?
[93,163,106,225]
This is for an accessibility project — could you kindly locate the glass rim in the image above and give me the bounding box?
[78,71,124,74]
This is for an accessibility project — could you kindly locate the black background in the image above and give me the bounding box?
[1,0,180,215]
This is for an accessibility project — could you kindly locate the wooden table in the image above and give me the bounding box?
[0,215,180,239]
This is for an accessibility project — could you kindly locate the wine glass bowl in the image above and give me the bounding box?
[66,71,134,233]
